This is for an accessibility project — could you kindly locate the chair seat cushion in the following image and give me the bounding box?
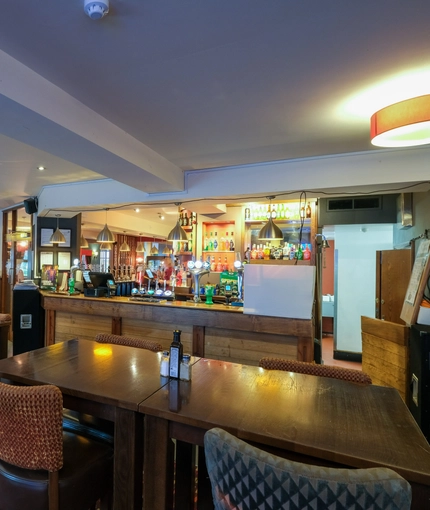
[0,431,113,510]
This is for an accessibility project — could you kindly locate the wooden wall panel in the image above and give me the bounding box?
[122,319,193,353]
[361,316,409,401]
[205,327,297,366]
[55,312,111,342]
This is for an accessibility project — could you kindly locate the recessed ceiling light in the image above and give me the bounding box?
[37,166,45,171]
[134,208,140,213]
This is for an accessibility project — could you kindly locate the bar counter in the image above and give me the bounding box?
[40,291,314,363]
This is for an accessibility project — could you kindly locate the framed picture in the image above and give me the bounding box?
[57,252,71,270]
[59,229,72,248]
[40,251,54,266]
[40,228,54,247]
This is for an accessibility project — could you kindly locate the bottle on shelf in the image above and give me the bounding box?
[251,244,258,260]
[224,256,228,271]
[213,232,218,251]
[306,202,312,218]
[257,245,264,259]
[209,232,214,251]
[189,233,193,253]
[210,256,216,271]
[300,205,306,219]
[183,212,189,226]
[224,232,229,251]
[216,257,223,272]
[289,244,296,260]
[220,233,226,251]
[296,244,304,260]
[263,244,271,260]
[303,244,311,260]
[282,243,290,259]
[229,232,234,251]
[169,329,183,379]
[245,207,251,220]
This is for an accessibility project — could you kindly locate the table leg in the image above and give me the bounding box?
[143,415,174,510]
[113,408,144,510]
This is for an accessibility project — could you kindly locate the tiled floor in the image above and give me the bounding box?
[321,334,362,370]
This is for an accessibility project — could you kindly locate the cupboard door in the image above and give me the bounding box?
[376,249,412,323]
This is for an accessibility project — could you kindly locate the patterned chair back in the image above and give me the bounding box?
[204,428,411,510]
[259,357,372,385]
[95,332,163,352]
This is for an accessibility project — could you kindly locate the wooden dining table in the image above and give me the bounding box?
[140,358,430,510]
[0,338,169,510]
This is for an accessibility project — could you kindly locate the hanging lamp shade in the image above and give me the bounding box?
[162,245,171,255]
[258,217,284,240]
[167,221,189,241]
[100,243,112,251]
[167,202,189,241]
[370,95,430,147]
[50,215,66,244]
[96,224,115,243]
[80,233,89,248]
[136,241,145,252]
[150,244,158,255]
[258,197,284,241]
[119,232,130,252]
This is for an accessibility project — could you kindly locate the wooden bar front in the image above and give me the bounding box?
[40,292,314,363]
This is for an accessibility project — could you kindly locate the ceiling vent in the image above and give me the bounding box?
[84,0,109,20]
[327,197,381,211]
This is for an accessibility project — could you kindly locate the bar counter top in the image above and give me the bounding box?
[40,290,314,363]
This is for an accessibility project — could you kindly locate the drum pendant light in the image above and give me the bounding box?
[370,95,430,147]
[258,197,284,241]
[50,214,66,244]
[96,209,115,243]
[167,202,189,242]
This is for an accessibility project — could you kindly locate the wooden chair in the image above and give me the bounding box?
[259,357,372,385]
[0,382,113,510]
[95,332,163,352]
[204,427,411,510]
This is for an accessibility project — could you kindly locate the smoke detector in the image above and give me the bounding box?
[84,0,109,20]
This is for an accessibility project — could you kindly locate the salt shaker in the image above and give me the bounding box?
[180,354,192,381]
[160,350,170,377]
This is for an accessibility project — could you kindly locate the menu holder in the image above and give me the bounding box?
[400,239,430,325]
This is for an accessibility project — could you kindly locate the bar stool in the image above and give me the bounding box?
[0,314,11,359]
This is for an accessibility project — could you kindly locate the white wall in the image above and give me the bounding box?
[334,224,393,353]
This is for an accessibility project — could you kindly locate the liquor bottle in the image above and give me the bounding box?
[188,233,193,253]
[306,202,312,219]
[213,232,218,251]
[245,207,250,220]
[300,206,306,219]
[296,244,304,260]
[183,212,189,226]
[230,232,234,251]
[204,233,209,251]
[263,244,271,260]
[169,330,183,379]
[289,244,296,260]
[251,244,258,260]
[224,256,228,271]
[257,245,264,259]
[303,244,311,260]
[210,256,216,271]
[216,257,223,272]
[224,232,229,251]
[209,232,214,251]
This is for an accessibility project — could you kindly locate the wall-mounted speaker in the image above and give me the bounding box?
[23,197,38,214]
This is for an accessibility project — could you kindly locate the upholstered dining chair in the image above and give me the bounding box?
[95,332,163,352]
[0,382,113,510]
[204,428,411,510]
[259,357,372,385]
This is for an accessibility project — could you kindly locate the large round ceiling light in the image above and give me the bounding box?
[370,95,430,147]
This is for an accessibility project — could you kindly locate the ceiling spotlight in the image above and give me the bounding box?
[159,214,165,220]
[135,208,140,213]
[37,166,45,171]
[84,0,109,20]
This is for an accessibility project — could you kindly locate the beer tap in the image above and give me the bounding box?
[187,257,211,303]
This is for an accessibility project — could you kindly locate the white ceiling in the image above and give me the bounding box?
[0,1,429,229]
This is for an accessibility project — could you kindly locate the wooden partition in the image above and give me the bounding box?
[41,292,314,364]
[361,316,409,401]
